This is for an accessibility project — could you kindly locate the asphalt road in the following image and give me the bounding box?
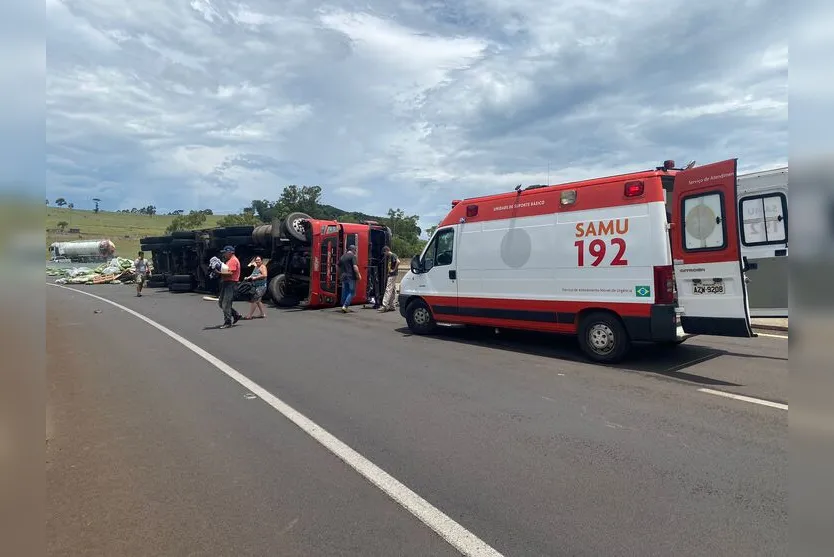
[47,284,788,557]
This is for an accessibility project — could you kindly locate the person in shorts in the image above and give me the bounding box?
[243,255,268,320]
[134,251,151,297]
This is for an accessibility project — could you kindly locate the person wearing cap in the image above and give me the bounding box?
[218,245,242,328]
[338,244,361,312]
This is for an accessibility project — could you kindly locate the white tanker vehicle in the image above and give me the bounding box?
[49,239,116,262]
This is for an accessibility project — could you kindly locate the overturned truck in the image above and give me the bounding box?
[140,213,392,308]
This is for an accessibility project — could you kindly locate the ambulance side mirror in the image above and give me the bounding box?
[410,255,423,274]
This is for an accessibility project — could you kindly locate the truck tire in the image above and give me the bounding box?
[405,299,437,335]
[223,226,255,236]
[140,243,166,253]
[146,278,167,288]
[170,274,193,284]
[268,274,288,303]
[170,238,196,247]
[171,231,196,240]
[169,283,192,293]
[223,235,253,247]
[252,224,273,247]
[282,212,312,244]
[577,311,631,364]
[142,236,171,244]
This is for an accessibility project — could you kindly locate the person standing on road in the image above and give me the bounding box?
[217,246,242,329]
[378,246,399,313]
[134,251,151,297]
[339,244,361,313]
[242,256,268,320]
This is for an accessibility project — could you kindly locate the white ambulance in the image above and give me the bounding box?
[398,159,758,363]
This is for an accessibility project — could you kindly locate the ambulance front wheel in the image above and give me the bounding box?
[406,299,437,335]
[578,312,631,364]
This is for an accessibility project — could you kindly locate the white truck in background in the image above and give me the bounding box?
[736,167,788,318]
[49,239,116,263]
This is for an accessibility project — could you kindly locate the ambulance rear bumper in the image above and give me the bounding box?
[622,304,680,342]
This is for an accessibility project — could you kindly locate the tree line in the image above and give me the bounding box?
[165,185,428,257]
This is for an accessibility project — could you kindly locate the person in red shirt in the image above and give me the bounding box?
[217,245,242,328]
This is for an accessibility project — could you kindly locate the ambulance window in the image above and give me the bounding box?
[681,192,727,251]
[424,228,454,270]
[740,193,787,246]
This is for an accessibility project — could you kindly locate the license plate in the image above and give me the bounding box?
[693,282,725,295]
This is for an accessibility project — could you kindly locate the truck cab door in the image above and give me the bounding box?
[671,159,754,337]
[309,224,340,307]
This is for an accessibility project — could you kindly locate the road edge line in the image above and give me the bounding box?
[48,284,504,557]
[697,388,788,411]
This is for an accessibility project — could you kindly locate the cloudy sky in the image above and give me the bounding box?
[44,0,787,230]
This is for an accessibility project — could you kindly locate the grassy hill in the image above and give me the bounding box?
[46,207,225,258]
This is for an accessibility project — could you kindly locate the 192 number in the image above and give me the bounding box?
[574,238,628,267]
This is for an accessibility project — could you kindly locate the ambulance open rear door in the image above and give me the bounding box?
[671,158,755,338]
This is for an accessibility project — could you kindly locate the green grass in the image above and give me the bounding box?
[46,207,225,258]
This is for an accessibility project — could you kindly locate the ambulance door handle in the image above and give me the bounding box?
[449,270,457,280]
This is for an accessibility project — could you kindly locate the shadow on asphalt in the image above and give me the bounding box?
[394,326,745,387]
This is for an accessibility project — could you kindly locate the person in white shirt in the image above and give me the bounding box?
[134,251,151,297]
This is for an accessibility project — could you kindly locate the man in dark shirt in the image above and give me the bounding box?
[339,244,361,313]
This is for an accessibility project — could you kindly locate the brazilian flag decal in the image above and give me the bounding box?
[635,285,651,298]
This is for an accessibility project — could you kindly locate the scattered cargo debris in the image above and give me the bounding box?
[48,257,142,285]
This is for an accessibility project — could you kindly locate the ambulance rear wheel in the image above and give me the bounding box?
[406,299,436,335]
[578,312,631,364]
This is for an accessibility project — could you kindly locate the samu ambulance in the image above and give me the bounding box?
[398,159,759,363]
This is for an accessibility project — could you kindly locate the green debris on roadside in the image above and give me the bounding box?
[48,257,149,285]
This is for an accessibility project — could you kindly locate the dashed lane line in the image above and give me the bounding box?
[697,388,788,411]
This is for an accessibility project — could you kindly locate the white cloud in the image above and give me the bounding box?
[333,186,372,198]
[41,0,789,229]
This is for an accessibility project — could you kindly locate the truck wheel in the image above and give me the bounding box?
[169,283,192,293]
[268,274,288,303]
[406,299,437,335]
[577,312,631,364]
[170,274,193,284]
[282,212,312,243]
[222,235,252,246]
[142,236,171,244]
[223,226,255,236]
[140,243,165,253]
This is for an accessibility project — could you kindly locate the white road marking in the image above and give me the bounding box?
[755,332,788,339]
[49,285,503,557]
[697,388,788,411]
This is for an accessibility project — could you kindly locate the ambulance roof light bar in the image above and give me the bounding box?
[656,159,696,171]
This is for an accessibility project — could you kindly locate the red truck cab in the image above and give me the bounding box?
[304,219,391,309]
